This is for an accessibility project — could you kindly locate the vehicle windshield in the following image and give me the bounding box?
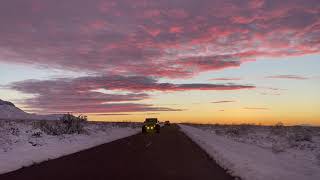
[145,119,157,123]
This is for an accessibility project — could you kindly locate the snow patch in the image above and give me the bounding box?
[0,120,139,174]
[179,124,320,180]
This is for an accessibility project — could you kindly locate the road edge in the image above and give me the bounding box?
[178,124,241,180]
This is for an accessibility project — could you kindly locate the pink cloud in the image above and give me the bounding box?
[0,0,318,79]
[178,55,243,73]
[169,26,183,33]
[1,0,319,113]
[11,75,255,92]
[9,75,254,113]
[45,103,181,114]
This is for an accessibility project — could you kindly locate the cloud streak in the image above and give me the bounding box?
[210,78,242,81]
[266,75,309,80]
[93,113,132,116]
[211,100,236,104]
[10,75,254,113]
[243,107,269,110]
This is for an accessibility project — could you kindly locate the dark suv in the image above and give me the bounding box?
[142,118,160,133]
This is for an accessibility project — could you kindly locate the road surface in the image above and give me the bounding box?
[0,125,236,180]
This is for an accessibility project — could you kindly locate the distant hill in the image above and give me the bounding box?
[0,99,62,120]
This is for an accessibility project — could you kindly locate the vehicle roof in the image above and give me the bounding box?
[145,118,158,120]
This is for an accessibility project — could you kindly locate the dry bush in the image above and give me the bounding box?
[272,142,286,153]
[287,126,314,149]
[225,125,251,137]
[60,114,87,134]
[214,129,224,135]
[315,127,320,137]
[225,126,241,136]
[34,113,87,135]
[9,127,20,136]
[34,120,64,135]
[316,153,320,165]
[270,122,287,136]
[31,131,42,138]
[288,126,312,142]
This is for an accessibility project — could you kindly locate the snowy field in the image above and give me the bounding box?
[180,124,320,180]
[0,120,140,174]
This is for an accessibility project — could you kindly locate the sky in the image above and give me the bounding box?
[0,0,319,125]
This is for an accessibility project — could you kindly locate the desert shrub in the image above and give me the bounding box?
[316,153,320,165]
[239,124,255,133]
[214,129,224,135]
[60,113,87,134]
[287,126,313,149]
[35,113,87,135]
[225,127,241,136]
[288,126,312,142]
[270,122,287,136]
[34,120,64,135]
[225,125,250,136]
[9,127,20,136]
[317,127,320,136]
[272,142,286,153]
[31,131,42,138]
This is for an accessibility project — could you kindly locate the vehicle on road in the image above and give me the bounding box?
[164,121,170,126]
[142,118,160,133]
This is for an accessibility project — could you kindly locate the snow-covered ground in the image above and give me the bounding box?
[180,124,320,180]
[0,120,140,174]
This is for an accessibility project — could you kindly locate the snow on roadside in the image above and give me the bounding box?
[179,124,320,180]
[0,120,139,174]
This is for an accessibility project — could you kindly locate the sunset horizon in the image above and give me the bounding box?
[0,0,319,126]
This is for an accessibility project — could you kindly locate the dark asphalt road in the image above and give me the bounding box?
[0,125,235,180]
